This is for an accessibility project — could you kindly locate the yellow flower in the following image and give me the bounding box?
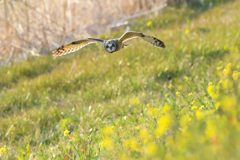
[127,62,130,66]
[147,21,152,27]
[184,76,188,81]
[191,106,198,110]
[145,142,157,156]
[168,83,173,89]
[221,96,237,113]
[222,79,233,89]
[165,94,168,97]
[176,91,180,96]
[205,120,216,139]
[196,110,204,119]
[147,108,159,117]
[180,115,189,127]
[217,66,221,70]
[223,45,228,50]
[233,71,240,80]
[96,117,100,122]
[0,147,6,153]
[185,29,190,34]
[237,65,240,69]
[226,63,232,70]
[188,92,193,96]
[130,97,139,105]
[155,115,172,137]
[158,115,172,126]
[114,119,119,126]
[124,138,138,150]
[223,63,232,76]
[101,138,114,150]
[102,125,114,136]
[139,128,149,142]
[215,102,221,109]
[207,83,214,96]
[191,101,196,105]
[64,130,70,137]
[163,104,171,112]
[154,125,166,137]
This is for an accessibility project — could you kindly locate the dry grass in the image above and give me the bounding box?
[0,0,166,63]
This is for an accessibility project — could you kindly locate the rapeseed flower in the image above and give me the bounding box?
[124,138,138,151]
[207,83,214,96]
[232,71,239,80]
[168,83,173,89]
[163,104,171,112]
[215,102,221,109]
[184,76,188,81]
[191,106,198,110]
[185,29,190,34]
[130,97,139,105]
[205,120,216,139]
[102,125,115,136]
[101,138,114,150]
[223,45,228,50]
[196,110,205,119]
[176,91,180,96]
[155,115,172,137]
[0,147,6,153]
[140,128,149,144]
[147,21,152,27]
[221,96,237,113]
[191,101,196,105]
[64,130,70,137]
[223,63,232,77]
[180,115,190,127]
[145,142,157,156]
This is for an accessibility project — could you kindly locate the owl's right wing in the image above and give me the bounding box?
[52,38,105,57]
[118,31,165,48]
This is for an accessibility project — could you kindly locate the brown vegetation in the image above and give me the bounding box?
[0,0,165,63]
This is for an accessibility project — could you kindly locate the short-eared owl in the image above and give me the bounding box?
[52,31,165,56]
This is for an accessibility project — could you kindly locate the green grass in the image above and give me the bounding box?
[1,1,240,159]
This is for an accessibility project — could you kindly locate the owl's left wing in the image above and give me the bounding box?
[52,38,105,57]
[118,31,165,48]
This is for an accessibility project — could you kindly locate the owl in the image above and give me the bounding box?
[52,31,165,56]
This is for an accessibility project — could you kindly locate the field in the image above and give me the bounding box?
[1,0,240,159]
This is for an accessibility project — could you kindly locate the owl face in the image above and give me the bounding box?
[104,40,117,53]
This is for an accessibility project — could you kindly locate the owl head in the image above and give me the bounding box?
[104,40,118,53]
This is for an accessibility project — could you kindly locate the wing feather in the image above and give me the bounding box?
[118,31,165,48]
[52,38,104,57]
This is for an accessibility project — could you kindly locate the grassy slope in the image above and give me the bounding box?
[1,1,240,159]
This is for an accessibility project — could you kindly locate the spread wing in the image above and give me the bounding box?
[52,38,105,57]
[118,31,165,48]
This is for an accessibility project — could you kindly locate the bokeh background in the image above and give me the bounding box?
[0,0,240,159]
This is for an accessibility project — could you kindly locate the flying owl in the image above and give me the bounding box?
[52,31,165,56]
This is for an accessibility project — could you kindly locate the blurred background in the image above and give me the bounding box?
[0,0,223,65]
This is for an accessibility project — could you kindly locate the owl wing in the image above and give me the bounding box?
[118,31,165,48]
[52,38,105,57]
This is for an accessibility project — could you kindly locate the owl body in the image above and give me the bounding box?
[52,31,165,56]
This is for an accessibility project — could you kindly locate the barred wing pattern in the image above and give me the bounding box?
[52,38,105,57]
[118,31,165,48]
